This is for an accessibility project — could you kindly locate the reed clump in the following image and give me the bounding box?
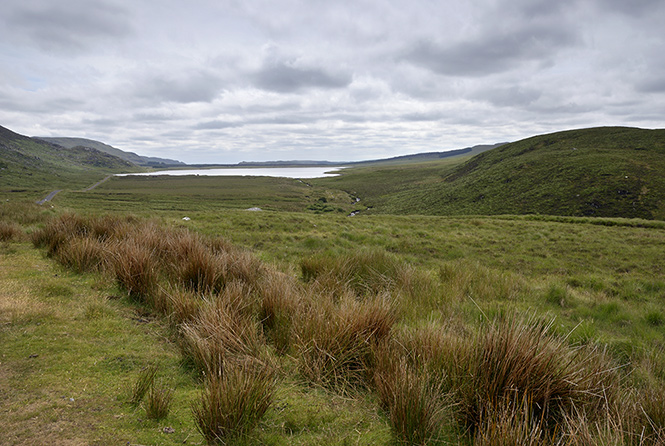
[373,345,449,445]
[192,361,276,445]
[0,221,23,242]
[295,291,397,391]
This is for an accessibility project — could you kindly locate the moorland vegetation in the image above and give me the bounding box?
[1,125,665,445]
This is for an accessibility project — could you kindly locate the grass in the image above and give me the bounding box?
[359,127,665,219]
[4,158,665,445]
[0,242,202,445]
[192,362,276,444]
[130,364,159,406]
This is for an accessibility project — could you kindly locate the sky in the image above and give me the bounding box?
[1,0,664,164]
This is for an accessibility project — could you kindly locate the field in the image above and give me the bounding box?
[2,151,665,445]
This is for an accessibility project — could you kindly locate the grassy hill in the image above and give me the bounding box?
[332,127,665,220]
[0,125,141,196]
[37,136,185,167]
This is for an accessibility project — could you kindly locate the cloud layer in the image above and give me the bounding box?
[1,0,663,163]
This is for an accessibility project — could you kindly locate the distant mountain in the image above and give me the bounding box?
[1,125,140,191]
[380,127,665,220]
[36,137,185,167]
[187,144,504,168]
[349,144,506,166]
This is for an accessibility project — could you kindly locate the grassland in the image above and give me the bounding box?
[2,125,665,445]
[3,193,665,445]
[313,127,665,220]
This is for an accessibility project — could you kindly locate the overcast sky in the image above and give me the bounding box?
[1,0,664,164]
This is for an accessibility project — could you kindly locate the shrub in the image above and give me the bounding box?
[192,362,275,444]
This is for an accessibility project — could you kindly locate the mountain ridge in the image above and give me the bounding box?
[35,137,185,167]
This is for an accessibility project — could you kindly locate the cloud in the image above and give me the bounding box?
[476,86,543,107]
[134,71,224,104]
[637,78,665,94]
[252,57,352,92]
[194,120,242,130]
[3,0,132,54]
[403,24,578,77]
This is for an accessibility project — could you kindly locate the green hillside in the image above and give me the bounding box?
[363,127,665,219]
[0,125,140,195]
[37,136,185,167]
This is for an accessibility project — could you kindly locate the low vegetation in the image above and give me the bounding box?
[2,125,665,444]
[2,209,660,445]
[341,127,665,219]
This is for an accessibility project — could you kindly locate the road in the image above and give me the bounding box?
[35,174,113,205]
[36,189,62,205]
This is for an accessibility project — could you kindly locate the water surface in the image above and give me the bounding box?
[117,167,343,179]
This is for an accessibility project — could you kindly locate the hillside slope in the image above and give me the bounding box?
[379,127,665,219]
[36,137,184,167]
[0,125,139,192]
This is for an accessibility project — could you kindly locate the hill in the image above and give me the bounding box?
[36,136,185,167]
[374,127,665,219]
[0,125,140,192]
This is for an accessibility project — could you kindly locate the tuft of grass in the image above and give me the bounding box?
[374,347,449,445]
[130,364,158,407]
[55,236,106,273]
[438,260,524,302]
[0,221,23,242]
[111,239,158,301]
[472,398,548,446]
[295,292,397,390]
[456,318,618,434]
[178,282,265,375]
[192,362,275,445]
[258,270,301,354]
[145,382,174,420]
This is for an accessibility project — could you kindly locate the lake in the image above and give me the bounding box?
[116,167,344,179]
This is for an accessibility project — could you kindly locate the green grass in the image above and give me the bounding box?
[0,124,141,198]
[0,243,202,445]
[3,125,665,445]
[355,127,665,219]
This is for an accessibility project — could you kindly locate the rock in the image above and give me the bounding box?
[163,427,175,434]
